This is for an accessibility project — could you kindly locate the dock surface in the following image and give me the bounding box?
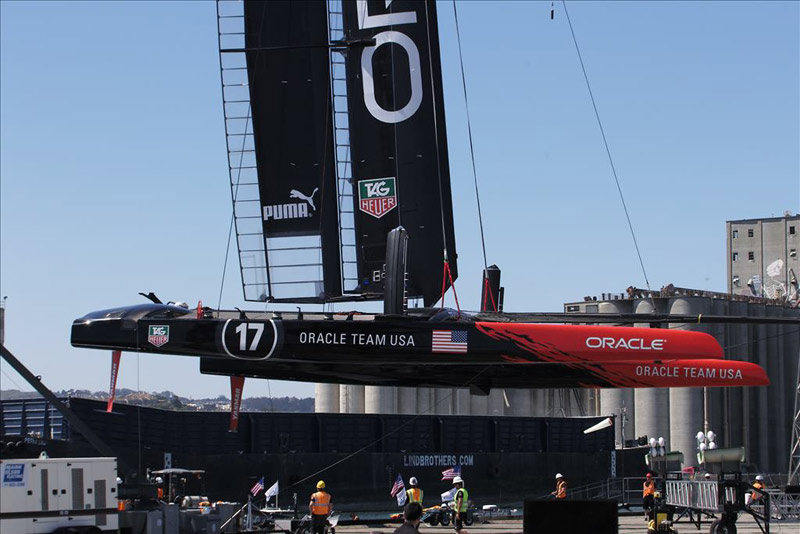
[334,515,796,533]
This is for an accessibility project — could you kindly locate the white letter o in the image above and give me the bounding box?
[361,31,423,124]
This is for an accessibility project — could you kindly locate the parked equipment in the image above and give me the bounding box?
[0,454,118,534]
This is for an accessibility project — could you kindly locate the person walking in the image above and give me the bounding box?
[451,476,469,534]
[405,477,423,506]
[309,480,332,534]
[393,502,423,534]
[642,472,655,518]
[552,473,567,499]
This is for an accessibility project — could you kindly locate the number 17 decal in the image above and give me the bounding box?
[220,320,279,360]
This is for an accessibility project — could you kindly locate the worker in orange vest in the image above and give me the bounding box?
[642,472,655,518]
[309,480,332,534]
[552,473,567,499]
[751,475,766,502]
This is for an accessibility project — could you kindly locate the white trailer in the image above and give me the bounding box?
[0,455,118,534]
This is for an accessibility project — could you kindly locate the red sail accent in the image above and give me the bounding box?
[475,323,724,362]
[586,359,769,388]
[106,350,121,413]
[229,375,245,432]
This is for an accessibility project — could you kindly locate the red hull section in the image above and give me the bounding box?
[475,322,724,362]
[555,359,769,388]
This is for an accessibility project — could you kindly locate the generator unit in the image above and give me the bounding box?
[1,455,118,533]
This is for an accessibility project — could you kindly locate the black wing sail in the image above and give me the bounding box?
[341,0,458,306]
[219,1,342,302]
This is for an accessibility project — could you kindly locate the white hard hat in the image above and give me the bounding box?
[555,473,563,480]
[452,476,463,485]
[155,477,163,484]
[409,477,418,486]
[704,473,711,479]
[755,475,764,481]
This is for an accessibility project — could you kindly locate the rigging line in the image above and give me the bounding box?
[423,0,454,275]
[387,9,403,229]
[137,353,142,476]
[216,0,256,312]
[283,365,493,493]
[0,366,25,391]
[216,104,252,313]
[561,1,653,293]
[452,0,488,271]
[721,328,800,351]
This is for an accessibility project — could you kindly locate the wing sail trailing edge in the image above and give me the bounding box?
[341,0,457,305]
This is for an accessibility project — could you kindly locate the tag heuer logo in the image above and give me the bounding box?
[148,325,170,347]
[358,177,397,219]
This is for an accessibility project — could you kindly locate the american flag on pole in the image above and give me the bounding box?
[432,330,468,353]
[250,477,265,496]
[390,474,405,497]
[441,465,461,480]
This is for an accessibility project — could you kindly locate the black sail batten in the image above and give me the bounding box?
[341,0,458,306]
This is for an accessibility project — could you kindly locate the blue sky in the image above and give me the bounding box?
[1,1,797,399]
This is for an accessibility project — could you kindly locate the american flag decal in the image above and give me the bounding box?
[432,330,468,353]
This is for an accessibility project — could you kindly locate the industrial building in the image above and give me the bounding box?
[727,212,799,299]
[569,288,799,474]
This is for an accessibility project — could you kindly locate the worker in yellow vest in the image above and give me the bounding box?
[452,476,469,534]
[405,477,423,506]
[309,480,332,534]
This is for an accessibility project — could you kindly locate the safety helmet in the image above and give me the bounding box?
[555,473,563,480]
[155,477,164,484]
[452,476,463,485]
[755,475,764,481]
[409,477,418,486]
[316,480,326,489]
[704,473,711,479]
[646,473,652,478]
[654,491,661,499]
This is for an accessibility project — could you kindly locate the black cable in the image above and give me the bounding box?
[281,365,493,494]
[452,0,488,272]
[561,1,653,294]
[423,0,454,273]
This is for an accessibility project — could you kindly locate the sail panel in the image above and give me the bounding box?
[243,0,336,239]
[341,0,458,306]
[218,0,344,302]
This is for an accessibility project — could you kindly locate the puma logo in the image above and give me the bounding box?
[290,188,319,211]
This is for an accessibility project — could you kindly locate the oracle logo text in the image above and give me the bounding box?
[585,337,666,351]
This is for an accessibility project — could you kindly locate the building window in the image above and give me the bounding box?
[732,229,739,239]
[791,249,797,258]
[748,251,755,261]
[732,252,739,261]
[747,229,754,238]
[790,226,796,235]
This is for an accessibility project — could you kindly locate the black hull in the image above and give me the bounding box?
[70,304,769,390]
